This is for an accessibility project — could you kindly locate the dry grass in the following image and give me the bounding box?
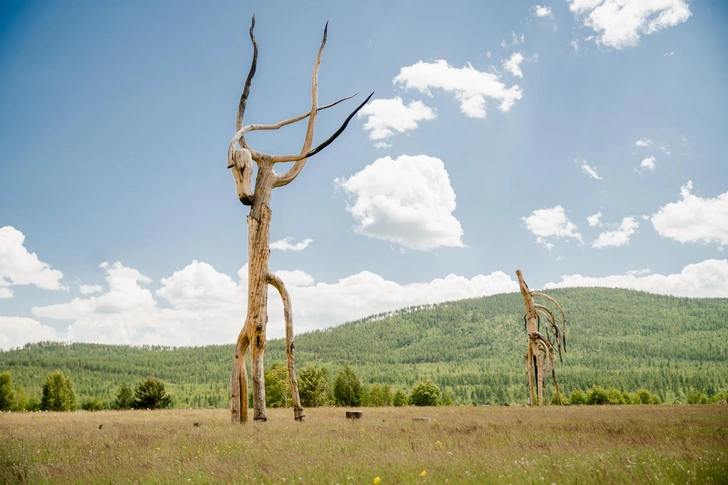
[1,405,726,484]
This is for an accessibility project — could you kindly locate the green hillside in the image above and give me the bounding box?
[1,288,727,408]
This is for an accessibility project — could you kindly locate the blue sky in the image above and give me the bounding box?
[1,0,727,349]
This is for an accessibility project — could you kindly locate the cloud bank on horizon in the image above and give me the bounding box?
[2,225,727,350]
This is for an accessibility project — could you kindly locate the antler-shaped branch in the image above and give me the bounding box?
[532,292,567,351]
[237,14,258,137]
[226,94,357,169]
[229,15,373,187]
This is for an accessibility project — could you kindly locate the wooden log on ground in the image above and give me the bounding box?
[412,417,431,423]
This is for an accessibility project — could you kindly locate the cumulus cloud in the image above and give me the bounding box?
[651,181,728,245]
[568,0,692,49]
[503,52,526,78]
[545,259,728,298]
[270,237,313,252]
[393,60,523,118]
[522,206,583,249]
[21,259,518,349]
[0,226,65,298]
[335,155,464,250]
[357,97,436,141]
[532,5,555,19]
[640,156,656,172]
[587,212,602,227]
[0,316,61,350]
[79,284,103,295]
[578,159,603,179]
[570,40,579,52]
[592,216,639,248]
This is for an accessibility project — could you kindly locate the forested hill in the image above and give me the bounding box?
[1,288,727,408]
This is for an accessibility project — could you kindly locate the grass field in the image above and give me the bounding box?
[1,405,726,484]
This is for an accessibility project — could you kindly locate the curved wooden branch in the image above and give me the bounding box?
[236,14,258,136]
[267,271,304,421]
[270,92,374,169]
[226,95,357,169]
[538,336,562,405]
[534,304,562,361]
[301,22,327,154]
[247,94,357,135]
[532,292,567,351]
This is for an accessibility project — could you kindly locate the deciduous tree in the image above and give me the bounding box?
[409,381,441,406]
[41,371,76,411]
[0,371,14,411]
[114,384,134,410]
[333,364,363,407]
[133,378,171,410]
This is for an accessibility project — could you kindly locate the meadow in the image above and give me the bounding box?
[1,405,726,484]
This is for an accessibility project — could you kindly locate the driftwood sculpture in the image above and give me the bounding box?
[227,15,372,423]
[516,270,567,406]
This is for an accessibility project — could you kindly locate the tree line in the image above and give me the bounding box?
[1,287,726,408]
[0,370,171,412]
[4,365,724,414]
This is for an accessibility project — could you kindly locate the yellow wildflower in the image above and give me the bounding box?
[420,470,427,476]
[373,477,381,484]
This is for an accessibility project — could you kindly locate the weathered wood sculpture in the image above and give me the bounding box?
[516,270,567,406]
[227,15,372,423]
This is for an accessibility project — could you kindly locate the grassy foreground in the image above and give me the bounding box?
[1,405,726,484]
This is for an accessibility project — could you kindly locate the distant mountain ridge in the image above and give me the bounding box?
[1,287,726,407]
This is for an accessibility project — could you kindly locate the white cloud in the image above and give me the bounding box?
[501,31,525,47]
[568,0,691,49]
[503,52,526,78]
[357,97,436,141]
[0,316,61,350]
[522,206,583,248]
[664,51,675,57]
[0,226,65,298]
[374,141,392,149]
[545,259,728,298]
[570,40,579,52]
[592,216,639,248]
[532,5,555,19]
[587,212,602,227]
[635,138,670,154]
[393,60,523,118]
[640,156,656,172]
[578,159,603,179]
[486,51,492,59]
[568,0,603,13]
[652,181,728,245]
[79,284,103,295]
[335,154,464,251]
[270,237,313,252]
[24,259,518,348]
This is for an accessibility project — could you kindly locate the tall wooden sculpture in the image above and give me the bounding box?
[227,15,372,423]
[516,270,567,406]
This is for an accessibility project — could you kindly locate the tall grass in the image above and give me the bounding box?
[1,405,726,484]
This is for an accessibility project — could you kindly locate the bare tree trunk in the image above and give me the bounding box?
[516,269,567,406]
